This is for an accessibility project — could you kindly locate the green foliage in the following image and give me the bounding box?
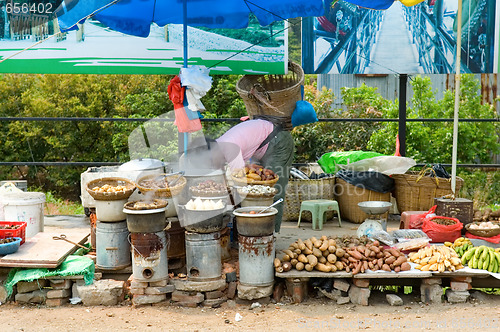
[292,82,388,162]
[458,169,500,207]
[367,75,500,164]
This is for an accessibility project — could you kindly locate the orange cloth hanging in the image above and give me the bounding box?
[167,76,202,133]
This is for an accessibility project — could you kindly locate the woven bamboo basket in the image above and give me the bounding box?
[236,61,304,118]
[334,178,391,224]
[86,177,136,201]
[465,222,500,237]
[136,174,187,198]
[392,172,464,213]
[283,176,336,222]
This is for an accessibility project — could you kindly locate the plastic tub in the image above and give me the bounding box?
[0,237,22,255]
[0,192,45,238]
[95,199,128,222]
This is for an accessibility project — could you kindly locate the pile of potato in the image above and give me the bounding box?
[473,208,500,222]
[274,235,410,275]
[91,184,128,193]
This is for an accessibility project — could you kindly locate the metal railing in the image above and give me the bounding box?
[0,116,498,168]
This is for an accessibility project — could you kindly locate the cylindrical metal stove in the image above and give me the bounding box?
[96,220,131,270]
[130,231,169,282]
[185,231,221,281]
[238,234,275,286]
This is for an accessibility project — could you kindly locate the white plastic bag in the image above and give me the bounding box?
[338,156,416,175]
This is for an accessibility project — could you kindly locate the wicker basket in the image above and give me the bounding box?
[86,177,136,201]
[393,172,464,213]
[283,176,336,222]
[136,174,187,198]
[231,174,279,187]
[465,222,500,237]
[236,61,304,118]
[334,178,391,224]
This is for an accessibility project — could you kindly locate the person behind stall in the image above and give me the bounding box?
[209,115,294,233]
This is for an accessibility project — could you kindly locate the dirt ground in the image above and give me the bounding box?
[0,290,499,332]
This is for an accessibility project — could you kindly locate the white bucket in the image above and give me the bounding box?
[0,192,46,238]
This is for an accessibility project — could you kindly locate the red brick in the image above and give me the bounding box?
[205,290,224,300]
[451,277,472,283]
[272,282,285,302]
[352,278,370,288]
[285,279,307,304]
[45,297,69,307]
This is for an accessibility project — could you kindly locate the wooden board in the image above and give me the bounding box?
[0,229,89,268]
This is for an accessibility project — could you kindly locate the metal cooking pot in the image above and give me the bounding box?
[118,158,169,183]
[179,205,226,233]
[233,206,277,237]
[123,205,167,233]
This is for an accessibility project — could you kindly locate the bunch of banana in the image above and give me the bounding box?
[444,237,473,257]
[461,245,500,273]
[408,245,464,272]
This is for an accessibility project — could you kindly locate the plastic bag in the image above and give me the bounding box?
[369,230,395,246]
[318,151,385,173]
[337,156,416,175]
[422,216,463,243]
[409,205,437,229]
[335,169,395,193]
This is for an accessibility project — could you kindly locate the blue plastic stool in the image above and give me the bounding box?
[297,199,341,230]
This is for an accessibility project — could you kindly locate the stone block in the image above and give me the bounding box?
[174,301,198,308]
[16,280,48,294]
[237,284,273,301]
[77,279,125,306]
[469,290,489,303]
[129,287,145,295]
[132,294,166,306]
[149,279,168,287]
[170,279,225,292]
[450,281,471,292]
[202,297,227,307]
[226,282,237,300]
[15,289,48,304]
[348,285,370,306]
[47,288,72,299]
[333,279,350,292]
[45,297,69,307]
[386,294,403,306]
[336,297,350,305]
[318,288,341,300]
[205,290,224,300]
[171,291,204,304]
[49,279,72,290]
[421,278,442,285]
[420,284,443,303]
[352,278,370,288]
[451,276,472,283]
[144,285,175,295]
[446,290,470,304]
[130,280,148,289]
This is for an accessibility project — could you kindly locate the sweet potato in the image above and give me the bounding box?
[368,261,374,269]
[364,248,371,258]
[282,254,290,262]
[348,250,363,260]
[297,239,306,251]
[318,256,327,264]
[304,239,313,251]
[298,254,308,264]
[363,260,369,271]
[282,262,292,272]
[313,240,322,248]
[320,235,328,241]
[335,248,346,258]
[352,262,362,275]
[296,262,304,271]
[388,248,401,257]
[400,262,411,271]
[315,263,332,272]
[377,258,384,269]
[393,256,407,267]
[275,266,283,273]
[328,245,337,253]
[335,261,344,271]
[327,254,337,264]
[370,245,380,254]
[283,249,295,260]
[307,254,318,267]
[330,264,338,272]
[274,258,282,268]
[305,263,314,272]
[293,248,302,255]
[382,264,391,272]
[319,240,329,252]
[312,248,323,258]
[394,266,401,272]
[302,247,313,255]
[310,237,319,245]
[372,240,380,246]
[290,258,298,267]
[328,239,336,247]
[385,256,396,265]
[289,242,299,250]
[322,249,330,257]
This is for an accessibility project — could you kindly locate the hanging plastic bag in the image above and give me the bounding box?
[422,215,463,243]
[338,156,416,175]
[292,86,318,127]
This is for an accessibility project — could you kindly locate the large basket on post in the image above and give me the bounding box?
[392,172,464,213]
[236,61,304,118]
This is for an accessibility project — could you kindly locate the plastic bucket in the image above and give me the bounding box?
[0,192,46,238]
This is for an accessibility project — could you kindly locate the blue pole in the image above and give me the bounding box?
[183,0,188,154]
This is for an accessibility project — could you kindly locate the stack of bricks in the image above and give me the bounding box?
[128,276,175,306]
[349,278,371,306]
[446,277,472,303]
[14,279,49,305]
[46,279,73,307]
